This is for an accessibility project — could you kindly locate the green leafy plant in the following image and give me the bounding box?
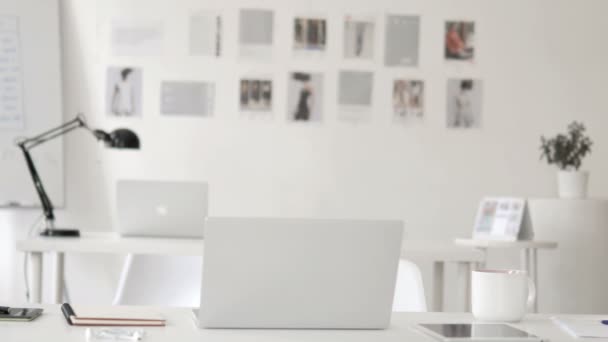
[540,122,593,171]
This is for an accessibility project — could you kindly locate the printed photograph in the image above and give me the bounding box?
[294,17,326,51]
[239,9,274,59]
[344,16,374,59]
[240,79,272,111]
[106,67,143,117]
[445,21,475,61]
[287,72,323,122]
[385,15,420,67]
[446,79,483,128]
[393,80,424,119]
[189,11,221,57]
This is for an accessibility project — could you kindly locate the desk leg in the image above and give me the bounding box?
[28,252,42,303]
[51,252,65,304]
[112,254,134,305]
[529,248,539,313]
[432,261,445,312]
[520,248,531,273]
[456,262,472,312]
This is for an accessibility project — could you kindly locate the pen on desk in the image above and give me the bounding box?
[601,320,608,325]
[0,306,10,314]
[61,303,75,325]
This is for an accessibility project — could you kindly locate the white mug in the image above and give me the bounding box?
[471,269,536,322]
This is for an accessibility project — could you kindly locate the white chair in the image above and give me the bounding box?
[392,259,427,312]
[112,254,202,307]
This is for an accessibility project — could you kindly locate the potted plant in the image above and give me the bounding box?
[540,122,593,198]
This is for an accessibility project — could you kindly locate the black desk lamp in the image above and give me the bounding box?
[16,114,140,238]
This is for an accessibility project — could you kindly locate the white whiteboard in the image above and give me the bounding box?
[0,0,63,207]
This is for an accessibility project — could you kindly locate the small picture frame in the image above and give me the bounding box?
[473,197,533,241]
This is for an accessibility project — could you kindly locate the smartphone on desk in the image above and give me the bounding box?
[0,307,43,322]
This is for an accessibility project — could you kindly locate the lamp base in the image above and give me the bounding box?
[40,229,80,238]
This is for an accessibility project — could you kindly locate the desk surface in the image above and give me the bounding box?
[0,305,599,341]
[17,232,485,262]
[454,238,558,249]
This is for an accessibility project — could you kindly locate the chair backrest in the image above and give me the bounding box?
[392,259,427,312]
[113,254,202,307]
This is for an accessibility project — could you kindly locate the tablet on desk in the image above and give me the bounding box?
[416,324,542,341]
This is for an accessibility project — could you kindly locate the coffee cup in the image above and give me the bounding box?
[471,269,535,322]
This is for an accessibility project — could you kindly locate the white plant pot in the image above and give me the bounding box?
[557,170,589,199]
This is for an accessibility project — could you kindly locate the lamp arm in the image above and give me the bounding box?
[18,146,56,222]
[15,115,96,226]
[17,115,87,150]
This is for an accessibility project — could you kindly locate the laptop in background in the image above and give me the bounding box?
[197,217,403,329]
[115,180,208,238]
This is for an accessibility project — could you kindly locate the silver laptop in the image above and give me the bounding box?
[115,180,208,238]
[197,217,403,329]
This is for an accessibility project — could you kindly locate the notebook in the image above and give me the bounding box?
[61,303,165,327]
[552,317,608,338]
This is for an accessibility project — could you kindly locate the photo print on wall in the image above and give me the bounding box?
[393,79,424,121]
[110,20,164,57]
[338,70,374,122]
[161,81,215,117]
[106,66,143,117]
[190,11,221,57]
[287,72,323,122]
[240,78,273,116]
[445,21,475,61]
[385,15,420,67]
[239,9,274,59]
[446,79,483,128]
[293,16,327,56]
[344,14,375,60]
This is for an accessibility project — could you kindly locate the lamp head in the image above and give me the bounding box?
[93,128,140,149]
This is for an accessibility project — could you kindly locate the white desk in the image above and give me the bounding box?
[17,233,485,311]
[0,304,600,341]
[454,239,558,313]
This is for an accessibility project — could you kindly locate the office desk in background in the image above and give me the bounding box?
[454,239,558,313]
[17,233,485,310]
[0,304,596,341]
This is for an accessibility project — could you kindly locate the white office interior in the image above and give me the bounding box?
[1,0,608,340]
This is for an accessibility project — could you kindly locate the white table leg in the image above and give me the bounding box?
[51,252,65,304]
[456,262,472,312]
[529,248,538,313]
[112,254,134,305]
[520,248,531,273]
[432,261,445,312]
[28,252,43,303]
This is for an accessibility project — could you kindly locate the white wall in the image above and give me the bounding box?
[2,0,608,308]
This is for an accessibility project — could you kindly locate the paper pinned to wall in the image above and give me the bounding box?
[393,79,424,122]
[190,11,221,57]
[161,81,215,117]
[239,9,274,59]
[447,78,483,128]
[344,14,375,60]
[110,20,164,56]
[0,16,24,129]
[106,66,143,117]
[293,15,327,58]
[338,70,373,122]
[287,72,323,122]
[240,77,273,120]
[385,15,419,67]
